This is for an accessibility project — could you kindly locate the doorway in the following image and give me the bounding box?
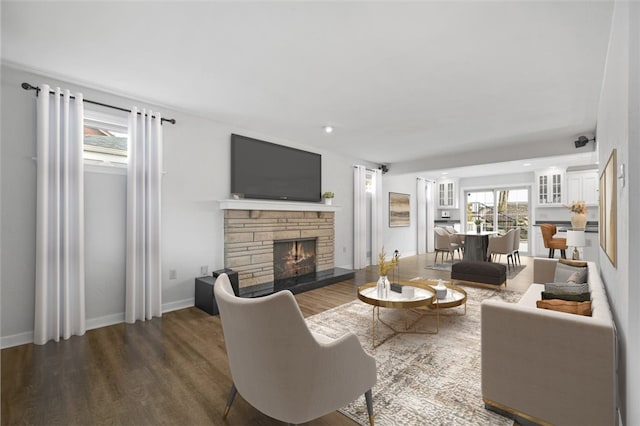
[466,187,530,254]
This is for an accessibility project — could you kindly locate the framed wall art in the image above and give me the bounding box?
[389,192,410,227]
[599,149,617,267]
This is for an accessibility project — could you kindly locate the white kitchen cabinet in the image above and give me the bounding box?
[533,226,547,257]
[437,178,458,208]
[536,169,565,205]
[566,170,598,205]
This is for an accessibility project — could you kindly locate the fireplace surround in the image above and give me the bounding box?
[220,199,353,296]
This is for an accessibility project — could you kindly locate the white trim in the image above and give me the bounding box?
[1,331,34,349]
[85,162,128,175]
[162,298,194,313]
[84,109,128,128]
[218,199,341,212]
[86,313,125,330]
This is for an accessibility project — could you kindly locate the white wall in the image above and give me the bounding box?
[595,2,639,424]
[0,64,360,346]
[381,173,419,258]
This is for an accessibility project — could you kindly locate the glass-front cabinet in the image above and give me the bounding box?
[536,169,564,205]
[438,178,458,208]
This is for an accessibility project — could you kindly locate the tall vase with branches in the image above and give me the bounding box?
[377,247,398,298]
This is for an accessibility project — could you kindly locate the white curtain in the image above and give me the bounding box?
[34,85,86,345]
[417,178,427,254]
[426,180,436,252]
[125,108,163,323]
[353,165,367,269]
[371,169,383,263]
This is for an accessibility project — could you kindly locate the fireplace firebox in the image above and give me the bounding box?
[273,238,317,287]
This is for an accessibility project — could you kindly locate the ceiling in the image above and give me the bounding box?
[1,1,614,178]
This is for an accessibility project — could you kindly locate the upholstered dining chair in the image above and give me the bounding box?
[214,273,377,426]
[540,223,567,259]
[445,226,465,253]
[487,229,516,270]
[434,227,461,264]
[507,227,521,266]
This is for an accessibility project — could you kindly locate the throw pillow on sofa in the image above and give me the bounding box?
[541,291,591,302]
[536,299,592,316]
[554,260,588,283]
[544,282,589,294]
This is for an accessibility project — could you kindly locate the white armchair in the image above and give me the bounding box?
[214,273,377,425]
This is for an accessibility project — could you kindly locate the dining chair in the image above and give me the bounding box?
[540,223,567,259]
[445,226,465,253]
[507,226,521,266]
[487,229,516,270]
[434,227,461,264]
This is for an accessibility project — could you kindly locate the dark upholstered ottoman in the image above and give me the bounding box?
[451,261,506,287]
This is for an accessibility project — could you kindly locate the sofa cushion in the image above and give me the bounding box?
[554,261,588,283]
[559,259,588,267]
[544,282,589,294]
[541,291,591,302]
[536,299,592,316]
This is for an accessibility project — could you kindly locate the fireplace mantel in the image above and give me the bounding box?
[218,199,341,212]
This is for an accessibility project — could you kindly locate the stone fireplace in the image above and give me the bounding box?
[220,200,338,294]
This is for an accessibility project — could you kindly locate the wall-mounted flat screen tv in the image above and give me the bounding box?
[231,134,322,202]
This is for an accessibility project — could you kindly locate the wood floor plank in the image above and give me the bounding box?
[1,254,531,425]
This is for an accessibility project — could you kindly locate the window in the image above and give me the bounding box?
[83,110,128,165]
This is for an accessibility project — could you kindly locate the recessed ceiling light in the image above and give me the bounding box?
[523,162,532,167]
[441,172,448,175]
[323,125,333,134]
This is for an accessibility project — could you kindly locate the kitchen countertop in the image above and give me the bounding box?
[533,222,598,233]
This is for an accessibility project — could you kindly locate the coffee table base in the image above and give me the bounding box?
[370,304,439,348]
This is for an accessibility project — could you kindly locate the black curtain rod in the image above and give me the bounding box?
[21,82,176,125]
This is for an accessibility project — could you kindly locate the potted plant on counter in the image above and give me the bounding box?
[474,219,483,233]
[322,192,335,205]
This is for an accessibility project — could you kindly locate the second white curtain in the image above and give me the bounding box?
[370,169,383,263]
[126,108,163,323]
[353,165,367,269]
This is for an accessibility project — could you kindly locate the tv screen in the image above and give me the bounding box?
[231,134,322,202]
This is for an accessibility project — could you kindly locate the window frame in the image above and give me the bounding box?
[83,109,129,170]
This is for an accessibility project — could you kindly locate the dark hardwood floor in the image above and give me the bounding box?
[1,254,532,425]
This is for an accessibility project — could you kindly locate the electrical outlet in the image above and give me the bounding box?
[169,269,177,280]
[200,265,208,275]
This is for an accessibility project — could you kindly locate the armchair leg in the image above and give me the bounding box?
[365,389,374,426]
[223,383,237,419]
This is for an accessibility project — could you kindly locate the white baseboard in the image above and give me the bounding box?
[1,331,34,349]
[162,298,194,313]
[86,312,125,331]
[1,299,195,349]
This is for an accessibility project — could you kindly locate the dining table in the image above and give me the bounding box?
[458,231,498,262]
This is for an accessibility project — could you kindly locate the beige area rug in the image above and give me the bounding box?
[305,282,522,426]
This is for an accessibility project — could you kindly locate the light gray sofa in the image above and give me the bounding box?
[481,258,617,426]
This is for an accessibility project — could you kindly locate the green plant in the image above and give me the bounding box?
[322,192,335,198]
[474,218,483,225]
